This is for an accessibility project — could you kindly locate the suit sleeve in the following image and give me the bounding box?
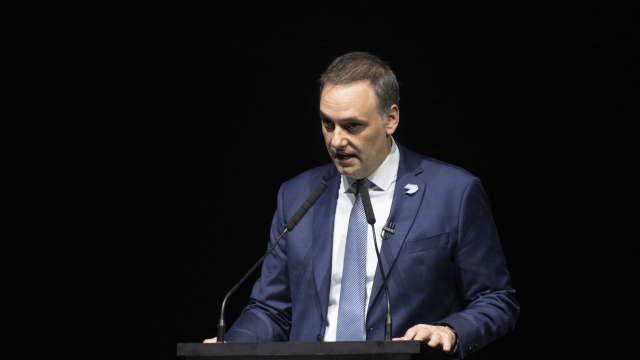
[224,184,293,342]
[436,177,519,358]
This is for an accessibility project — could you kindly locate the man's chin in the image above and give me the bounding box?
[334,162,361,178]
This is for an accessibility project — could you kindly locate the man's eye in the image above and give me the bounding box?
[347,123,360,130]
[322,119,334,127]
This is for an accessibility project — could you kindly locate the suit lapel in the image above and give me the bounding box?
[368,146,426,311]
[311,167,340,324]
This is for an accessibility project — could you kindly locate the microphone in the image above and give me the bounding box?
[285,182,328,231]
[358,185,392,341]
[359,185,376,225]
[217,181,328,343]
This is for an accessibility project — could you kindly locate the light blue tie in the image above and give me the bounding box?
[336,178,372,341]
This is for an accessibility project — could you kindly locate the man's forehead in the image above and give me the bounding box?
[319,82,380,122]
[320,82,376,105]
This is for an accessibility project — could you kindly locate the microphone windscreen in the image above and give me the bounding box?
[359,185,376,225]
[285,181,327,231]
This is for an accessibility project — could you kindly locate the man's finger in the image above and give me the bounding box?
[441,335,452,353]
[402,327,417,340]
[427,332,442,346]
[414,328,432,342]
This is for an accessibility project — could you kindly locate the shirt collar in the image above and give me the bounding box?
[342,137,399,193]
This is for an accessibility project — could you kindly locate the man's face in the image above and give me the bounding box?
[320,81,399,179]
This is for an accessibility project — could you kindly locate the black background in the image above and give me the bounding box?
[4,3,638,359]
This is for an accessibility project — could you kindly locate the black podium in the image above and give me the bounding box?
[177,341,451,360]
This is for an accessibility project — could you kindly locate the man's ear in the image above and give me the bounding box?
[385,104,399,136]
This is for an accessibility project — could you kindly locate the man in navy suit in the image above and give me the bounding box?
[206,52,519,358]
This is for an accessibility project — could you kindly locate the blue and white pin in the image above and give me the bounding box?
[404,183,419,195]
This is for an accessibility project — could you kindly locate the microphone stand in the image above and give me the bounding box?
[216,181,327,343]
[359,185,392,340]
[217,228,289,343]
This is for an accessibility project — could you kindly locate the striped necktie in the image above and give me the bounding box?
[336,178,372,341]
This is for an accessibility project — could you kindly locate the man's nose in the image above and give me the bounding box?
[330,127,348,149]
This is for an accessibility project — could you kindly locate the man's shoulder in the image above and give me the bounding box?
[400,148,489,201]
[399,145,476,183]
[281,162,338,189]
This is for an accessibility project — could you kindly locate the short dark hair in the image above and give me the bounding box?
[319,52,400,121]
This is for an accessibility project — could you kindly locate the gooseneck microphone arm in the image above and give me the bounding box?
[358,185,392,341]
[217,231,286,343]
[217,181,328,343]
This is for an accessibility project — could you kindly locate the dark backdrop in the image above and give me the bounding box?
[5,3,638,359]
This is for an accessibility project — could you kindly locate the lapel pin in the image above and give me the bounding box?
[404,183,419,195]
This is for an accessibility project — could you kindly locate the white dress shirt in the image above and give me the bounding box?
[323,138,399,341]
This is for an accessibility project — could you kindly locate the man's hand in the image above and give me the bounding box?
[203,337,218,343]
[393,324,457,353]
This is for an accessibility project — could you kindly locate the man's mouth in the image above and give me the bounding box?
[336,153,356,160]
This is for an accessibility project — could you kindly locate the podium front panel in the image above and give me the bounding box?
[177,341,451,360]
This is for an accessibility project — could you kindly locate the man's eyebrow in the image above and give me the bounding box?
[319,111,362,123]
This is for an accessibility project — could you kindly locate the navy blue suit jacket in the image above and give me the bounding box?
[226,143,519,358]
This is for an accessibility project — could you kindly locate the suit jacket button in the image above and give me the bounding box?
[317,334,322,341]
